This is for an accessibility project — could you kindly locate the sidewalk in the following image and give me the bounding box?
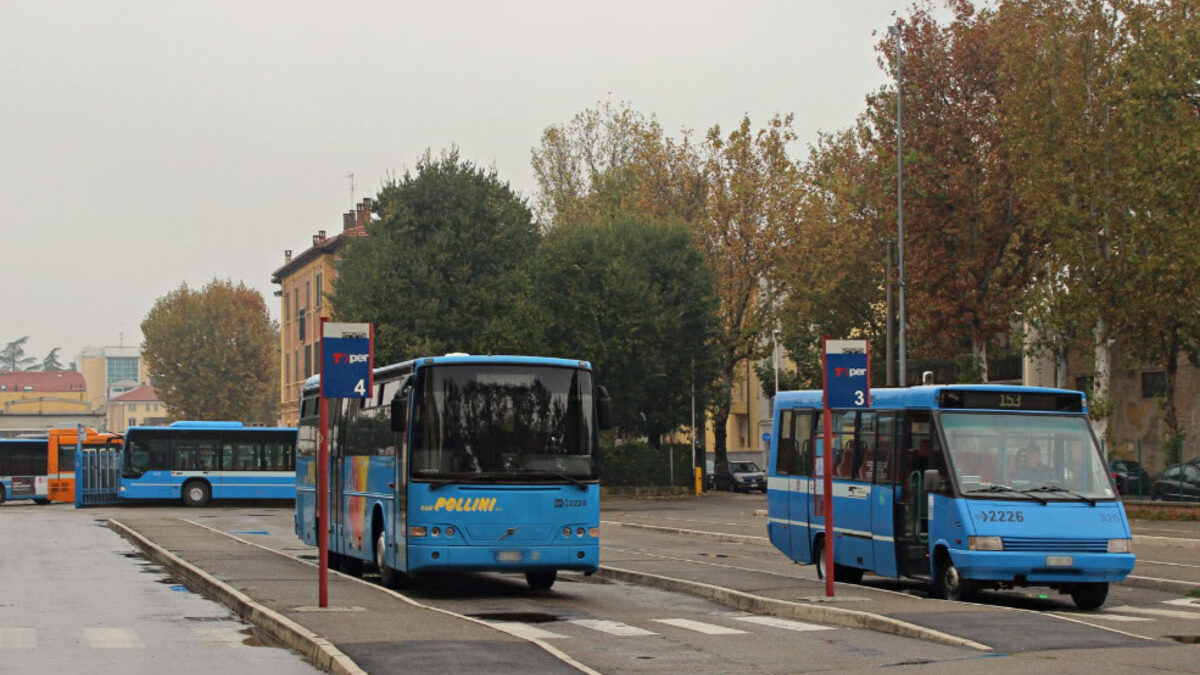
[109,516,590,675]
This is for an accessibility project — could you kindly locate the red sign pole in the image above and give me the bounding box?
[318,317,329,608]
[821,335,834,597]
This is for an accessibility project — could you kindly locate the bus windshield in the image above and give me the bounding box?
[939,412,1114,500]
[411,364,596,480]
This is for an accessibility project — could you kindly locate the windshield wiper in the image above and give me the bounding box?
[417,474,501,491]
[1020,484,1095,506]
[965,484,1047,505]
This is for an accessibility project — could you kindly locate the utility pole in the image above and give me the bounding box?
[889,22,908,386]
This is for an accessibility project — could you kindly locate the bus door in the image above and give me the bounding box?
[869,412,899,576]
[771,409,812,562]
[389,374,413,572]
[829,411,873,572]
[328,399,348,558]
[894,411,935,577]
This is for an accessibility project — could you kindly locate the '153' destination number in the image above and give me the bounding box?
[977,510,1024,523]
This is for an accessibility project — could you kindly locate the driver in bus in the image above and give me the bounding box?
[1012,444,1054,484]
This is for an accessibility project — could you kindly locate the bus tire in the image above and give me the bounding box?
[181,480,211,507]
[1070,582,1108,611]
[526,570,557,590]
[933,550,976,601]
[375,527,402,588]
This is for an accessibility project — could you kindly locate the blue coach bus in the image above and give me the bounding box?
[120,421,298,506]
[0,438,50,504]
[295,354,613,590]
[767,385,1134,610]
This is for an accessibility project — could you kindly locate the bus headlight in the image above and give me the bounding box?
[1107,538,1133,553]
[968,536,1003,551]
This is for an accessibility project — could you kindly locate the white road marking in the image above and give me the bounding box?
[1162,598,1200,608]
[485,622,568,640]
[85,627,144,648]
[1087,614,1154,622]
[653,618,747,635]
[568,619,657,636]
[0,627,36,648]
[733,615,836,632]
[1107,605,1200,620]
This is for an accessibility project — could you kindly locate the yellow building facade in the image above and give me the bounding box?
[271,198,373,426]
[0,371,89,414]
[106,384,168,433]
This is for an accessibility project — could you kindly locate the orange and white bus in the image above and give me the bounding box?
[47,427,122,503]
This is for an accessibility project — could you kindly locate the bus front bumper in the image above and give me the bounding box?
[407,542,600,574]
[952,550,1136,584]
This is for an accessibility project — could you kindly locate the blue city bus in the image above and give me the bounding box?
[0,438,50,504]
[295,354,613,590]
[120,421,298,506]
[767,384,1134,610]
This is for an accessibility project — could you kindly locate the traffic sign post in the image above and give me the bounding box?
[821,337,870,598]
[317,320,373,607]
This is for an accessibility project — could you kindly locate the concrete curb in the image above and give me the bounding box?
[1134,534,1200,550]
[1122,574,1200,594]
[108,518,366,675]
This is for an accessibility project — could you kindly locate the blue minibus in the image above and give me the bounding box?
[0,438,50,504]
[295,354,613,590]
[120,421,298,506]
[767,385,1134,610]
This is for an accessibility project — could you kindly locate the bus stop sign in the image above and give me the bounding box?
[321,322,373,398]
[824,339,870,408]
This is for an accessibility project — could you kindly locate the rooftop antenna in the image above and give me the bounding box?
[345,173,355,204]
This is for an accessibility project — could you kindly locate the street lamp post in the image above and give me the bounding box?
[889,22,907,386]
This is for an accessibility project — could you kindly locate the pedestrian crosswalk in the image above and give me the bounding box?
[481,612,834,641]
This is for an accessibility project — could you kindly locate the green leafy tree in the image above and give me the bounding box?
[333,148,539,363]
[1,337,37,371]
[40,348,66,372]
[141,279,279,423]
[523,217,720,444]
[865,3,1038,381]
[1115,0,1200,452]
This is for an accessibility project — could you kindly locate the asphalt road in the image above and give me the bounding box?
[6,495,1200,673]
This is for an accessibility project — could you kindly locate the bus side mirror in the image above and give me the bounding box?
[923,469,940,494]
[596,386,614,430]
[390,395,408,433]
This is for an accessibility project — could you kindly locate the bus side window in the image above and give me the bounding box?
[776,410,813,477]
[874,412,895,484]
[857,411,877,481]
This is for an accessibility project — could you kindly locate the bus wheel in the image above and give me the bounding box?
[1070,582,1108,611]
[526,570,557,590]
[375,528,402,588]
[934,552,975,601]
[181,480,211,507]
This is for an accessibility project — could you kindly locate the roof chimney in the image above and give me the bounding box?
[312,234,320,246]
[284,250,293,262]
[343,212,354,231]
[318,229,326,240]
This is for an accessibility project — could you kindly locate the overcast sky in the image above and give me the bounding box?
[2,0,914,367]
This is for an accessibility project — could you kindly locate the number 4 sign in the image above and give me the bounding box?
[321,322,373,399]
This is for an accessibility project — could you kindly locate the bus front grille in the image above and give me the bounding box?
[1001,537,1108,553]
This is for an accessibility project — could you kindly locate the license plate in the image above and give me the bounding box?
[496,551,523,562]
[1046,555,1074,567]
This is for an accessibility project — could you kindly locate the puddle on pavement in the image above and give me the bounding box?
[240,626,280,647]
[469,612,562,624]
[184,616,228,622]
